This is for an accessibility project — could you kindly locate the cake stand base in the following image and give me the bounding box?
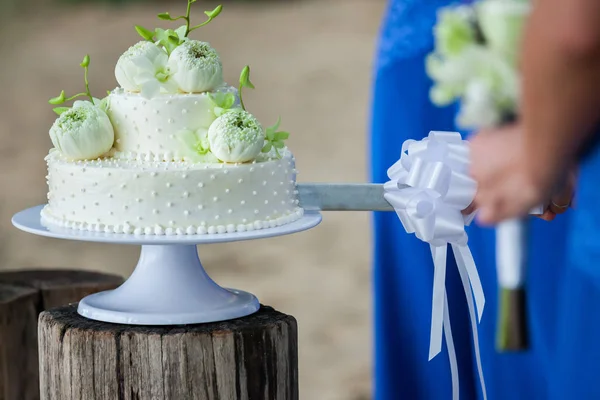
[12,205,322,326]
[78,245,258,325]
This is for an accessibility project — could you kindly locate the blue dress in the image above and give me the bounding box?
[370,1,571,399]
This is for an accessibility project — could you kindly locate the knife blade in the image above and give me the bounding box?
[296,183,393,211]
[296,183,545,215]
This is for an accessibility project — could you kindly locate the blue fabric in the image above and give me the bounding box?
[552,143,600,399]
[370,1,571,399]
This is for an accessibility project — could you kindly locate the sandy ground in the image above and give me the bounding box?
[0,1,386,398]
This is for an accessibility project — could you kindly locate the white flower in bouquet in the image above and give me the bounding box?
[476,0,531,65]
[115,41,177,99]
[167,40,223,93]
[49,101,115,160]
[434,5,477,57]
[429,45,520,128]
[457,80,501,128]
[208,109,264,163]
[426,52,475,106]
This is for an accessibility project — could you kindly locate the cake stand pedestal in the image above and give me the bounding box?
[12,205,321,325]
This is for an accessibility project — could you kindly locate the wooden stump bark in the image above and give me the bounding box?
[0,270,123,400]
[39,304,298,400]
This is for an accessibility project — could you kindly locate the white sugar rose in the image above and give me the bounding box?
[167,40,223,93]
[476,0,530,64]
[49,101,115,160]
[115,41,176,98]
[208,109,264,163]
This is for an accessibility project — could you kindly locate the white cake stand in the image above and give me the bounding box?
[12,205,321,325]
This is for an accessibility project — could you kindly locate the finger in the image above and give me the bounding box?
[549,178,574,215]
[462,201,477,216]
[535,209,556,221]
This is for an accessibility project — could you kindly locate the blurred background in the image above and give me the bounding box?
[0,0,386,399]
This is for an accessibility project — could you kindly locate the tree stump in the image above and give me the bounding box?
[39,304,298,400]
[0,270,123,400]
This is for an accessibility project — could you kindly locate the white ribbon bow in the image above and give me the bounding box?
[383,131,487,400]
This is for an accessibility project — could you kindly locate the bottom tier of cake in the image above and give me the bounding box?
[43,150,303,235]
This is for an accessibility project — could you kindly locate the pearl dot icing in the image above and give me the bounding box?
[42,135,301,235]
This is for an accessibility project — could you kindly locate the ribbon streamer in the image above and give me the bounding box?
[383,131,487,400]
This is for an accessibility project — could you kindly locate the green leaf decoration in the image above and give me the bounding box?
[261,117,291,158]
[266,129,275,141]
[158,12,174,21]
[49,54,101,113]
[265,116,280,140]
[155,28,180,54]
[168,34,180,46]
[208,92,238,117]
[135,25,155,41]
[80,55,90,68]
[204,5,223,19]
[98,97,110,112]
[49,90,66,105]
[239,66,255,89]
[222,93,236,109]
[175,25,187,41]
[213,107,226,117]
[274,131,289,141]
[177,129,212,159]
[53,107,70,115]
[155,28,168,41]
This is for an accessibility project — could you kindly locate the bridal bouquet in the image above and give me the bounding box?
[426,0,532,351]
[427,0,529,129]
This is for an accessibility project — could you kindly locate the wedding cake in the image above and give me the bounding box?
[41,2,303,235]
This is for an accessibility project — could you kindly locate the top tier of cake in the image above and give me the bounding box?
[106,85,238,161]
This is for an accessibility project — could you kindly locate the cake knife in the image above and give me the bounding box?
[296,183,393,212]
[296,183,545,214]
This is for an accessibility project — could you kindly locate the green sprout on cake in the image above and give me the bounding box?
[262,117,290,158]
[201,65,290,162]
[47,55,115,161]
[135,0,222,55]
[116,1,225,97]
[237,66,291,158]
[48,55,108,115]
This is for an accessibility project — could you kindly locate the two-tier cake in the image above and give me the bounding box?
[41,2,303,235]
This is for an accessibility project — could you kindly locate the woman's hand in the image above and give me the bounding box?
[467,123,574,224]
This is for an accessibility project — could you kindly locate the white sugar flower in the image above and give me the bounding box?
[176,128,220,163]
[167,40,223,93]
[208,109,264,163]
[115,41,177,99]
[476,0,531,64]
[49,101,115,160]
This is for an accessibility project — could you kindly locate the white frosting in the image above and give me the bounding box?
[43,150,302,235]
[106,86,238,158]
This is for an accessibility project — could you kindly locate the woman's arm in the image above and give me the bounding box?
[522,0,600,187]
[469,0,600,224]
